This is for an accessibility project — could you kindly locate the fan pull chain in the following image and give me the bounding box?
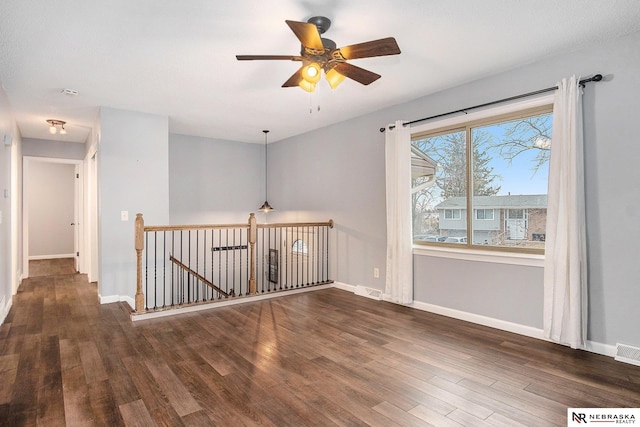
[309,84,321,114]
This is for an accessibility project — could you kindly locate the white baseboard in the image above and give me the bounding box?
[0,295,12,325]
[122,296,135,310]
[331,282,615,359]
[410,300,545,341]
[29,254,75,260]
[586,340,616,358]
[100,294,135,310]
[333,281,356,293]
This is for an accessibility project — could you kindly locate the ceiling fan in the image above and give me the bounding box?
[236,16,401,92]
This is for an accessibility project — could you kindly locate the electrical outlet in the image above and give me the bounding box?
[121,210,129,221]
[373,267,380,278]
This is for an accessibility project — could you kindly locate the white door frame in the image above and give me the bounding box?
[22,156,84,278]
[84,146,99,284]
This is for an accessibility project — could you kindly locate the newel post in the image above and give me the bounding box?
[135,213,145,312]
[248,213,257,295]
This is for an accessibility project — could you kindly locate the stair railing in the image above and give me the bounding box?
[134,213,333,313]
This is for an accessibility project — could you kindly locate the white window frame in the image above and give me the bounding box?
[444,209,461,220]
[475,209,494,220]
[506,209,526,220]
[410,94,553,266]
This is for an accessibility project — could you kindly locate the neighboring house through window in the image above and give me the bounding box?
[435,195,546,247]
[411,97,553,254]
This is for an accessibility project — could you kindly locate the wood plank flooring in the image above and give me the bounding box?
[27,257,76,277]
[1,260,639,426]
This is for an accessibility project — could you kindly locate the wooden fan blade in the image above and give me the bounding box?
[236,55,302,61]
[282,67,304,87]
[285,20,324,50]
[338,37,401,60]
[333,62,381,85]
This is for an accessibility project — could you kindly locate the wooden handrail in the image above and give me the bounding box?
[144,223,249,232]
[143,219,334,232]
[169,254,233,298]
[257,219,334,229]
[134,212,334,312]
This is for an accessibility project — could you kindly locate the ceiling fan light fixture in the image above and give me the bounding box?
[298,80,316,92]
[325,68,346,89]
[236,17,401,92]
[302,63,321,84]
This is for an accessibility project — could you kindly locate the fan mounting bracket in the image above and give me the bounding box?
[307,16,331,34]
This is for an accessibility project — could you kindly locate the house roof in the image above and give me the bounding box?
[411,146,437,180]
[435,194,548,209]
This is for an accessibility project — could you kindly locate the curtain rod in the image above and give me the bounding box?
[379,74,603,133]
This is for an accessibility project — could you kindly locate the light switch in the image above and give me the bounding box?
[121,210,129,221]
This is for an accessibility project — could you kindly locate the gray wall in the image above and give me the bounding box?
[26,161,75,257]
[98,107,169,300]
[0,84,22,324]
[22,137,86,160]
[0,88,13,319]
[267,121,387,290]
[271,30,640,349]
[168,133,263,224]
[414,257,544,328]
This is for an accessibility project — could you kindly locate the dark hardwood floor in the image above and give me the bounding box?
[1,260,639,426]
[27,257,76,277]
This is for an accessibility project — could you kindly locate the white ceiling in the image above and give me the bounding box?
[2,1,640,144]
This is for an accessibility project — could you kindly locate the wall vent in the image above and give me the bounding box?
[615,343,640,366]
[354,285,383,301]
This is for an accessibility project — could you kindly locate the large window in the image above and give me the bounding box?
[411,105,552,253]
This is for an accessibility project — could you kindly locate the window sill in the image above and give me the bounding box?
[413,244,544,267]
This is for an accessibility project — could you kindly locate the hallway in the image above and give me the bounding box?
[28,258,76,277]
[0,259,128,425]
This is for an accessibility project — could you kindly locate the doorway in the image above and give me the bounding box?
[22,157,83,278]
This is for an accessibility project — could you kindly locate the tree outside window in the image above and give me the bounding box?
[412,108,552,252]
